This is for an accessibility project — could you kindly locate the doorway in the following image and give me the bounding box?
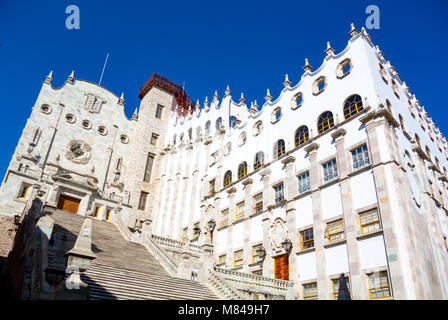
[57,194,81,214]
[274,254,289,280]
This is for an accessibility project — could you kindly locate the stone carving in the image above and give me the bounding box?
[268,218,287,250]
[65,140,92,164]
[84,93,105,113]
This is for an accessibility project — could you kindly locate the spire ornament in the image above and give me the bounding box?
[302,58,312,72]
[213,90,219,102]
[283,74,291,88]
[349,23,359,37]
[118,92,125,106]
[224,85,231,97]
[239,92,245,104]
[325,42,335,56]
[264,89,272,102]
[44,70,53,85]
[204,96,209,109]
[67,70,75,85]
[131,107,138,121]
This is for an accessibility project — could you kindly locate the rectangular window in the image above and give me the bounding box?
[182,227,188,242]
[323,159,338,183]
[253,193,263,214]
[352,144,370,170]
[368,271,391,299]
[303,282,318,300]
[234,250,243,268]
[236,201,245,221]
[300,228,314,250]
[138,192,148,211]
[218,254,226,266]
[274,183,284,203]
[209,179,215,195]
[332,277,350,300]
[105,208,111,221]
[18,185,30,199]
[143,153,155,183]
[150,133,159,146]
[192,222,200,240]
[359,209,381,234]
[298,171,311,194]
[220,209,229,227]
[252,269,263,276]
[93,206,100,218]
[326,219,344,243]
[252,244,263,264]
[155,104,164,119]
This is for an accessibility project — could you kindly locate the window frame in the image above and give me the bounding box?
[155,104,164,119]
[299,228,314,250]
[322,158,339,183]
[233,249,244,268]
[236,201,245,221]
[367,270,392,299]
[303,282,318,300]
[297,171,311,194]
[273,183,285,204]
[343,94,363,120]
[138,191,148,211]
[253,193,263,214]
[359,208,381,235]
[325,218,345,243]
[317,111,334,134]
[351,144,371,171]
[332,276,351,300]
[295,126,309,147]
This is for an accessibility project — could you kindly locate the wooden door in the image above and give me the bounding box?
[57,195,81,214]
[274,254,289,280]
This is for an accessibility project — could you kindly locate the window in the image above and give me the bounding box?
[415,134,422,148]
[138,192,148,211]
[332,277,350,300]
[313,76,327,95]
[326,219,344,243]
[216,117,222,130]
[218,254,226,266]
[18,185,30,199]
[322,159,338,183]
[234,250,243,268]
[300,228,314,250]
[105,208,111,221]
[205,121,211,135]
[274,183,284,203]
[378,63,389,83]
[220,209,229,227]
[223,171,232,187]
[391,80,400,98]
[386,99,393,114]
[317,111,334,134]
[192,222,200,240]
[351,144,370,170]
[336,58,352,78]
[343,95,363,120]
[229,116,237,128]
[254,152,264,170]
[155,104,164,119]
[209,179,216,195]
[368,271,391,299]
[253,193,263,214]
[293,93,303,109]
[252,270,263,276]
[150,133,159,146]
[181,227,188,242]
[295,126,309,147]
[238,162,247,179]
[303,282,318,300]
[253,121,263,136]
[275,139,286,158]
[399,114,406,131]
[143,153,155,182]
[359,209,381,234]
[298,171,311,194]
[93,206,100,218]
[272,107,282,123]
[238,132,247,146]
[252,244,263,263]
[236,201,245,221]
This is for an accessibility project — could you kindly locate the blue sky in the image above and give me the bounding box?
[0,0,447,174]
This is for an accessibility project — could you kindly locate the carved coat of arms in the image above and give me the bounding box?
[84,93,105,113]
[65,140,92,164]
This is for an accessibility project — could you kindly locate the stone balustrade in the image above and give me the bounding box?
[207,268,249,300]
[213,266,293,299]
[151,234,208,255]
[142,233,178,276]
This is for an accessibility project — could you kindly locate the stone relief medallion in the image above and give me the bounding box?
[84,93,105,113]
[65,140,92,164]
[268,218,287,250]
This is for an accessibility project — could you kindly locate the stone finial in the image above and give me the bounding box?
[203,96,209,109]
[349,23,359,37]
[361,27,372,41]
[283,74,292,88]
[302,58,312,72]
[375,45,384,58]
[249,101,258,114]
[239,92,245,104]
[67,70,75,85]
[325,41,335,56]
[254,100,259,109]
[335,113,340,125]
[131,107,138,121]
[118,92,125,105]
[44,70,53,85]
[265,89,272,102]
[224,85,231,97]
[213,90,219,102]
[309,128,314,139]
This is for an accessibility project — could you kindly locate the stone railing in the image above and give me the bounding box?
[112,214,132,241]
[207,267,250,300]
[213,266,294,299]
[151,234,208,255]
[142,233,178,277]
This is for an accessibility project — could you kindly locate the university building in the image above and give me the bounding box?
[1,24,448,300]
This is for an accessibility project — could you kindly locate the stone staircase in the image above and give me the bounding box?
[49,210,218,300]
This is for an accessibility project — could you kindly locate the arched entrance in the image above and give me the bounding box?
[57,194,81,214]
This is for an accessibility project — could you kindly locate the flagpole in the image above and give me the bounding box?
[99,53,109,86]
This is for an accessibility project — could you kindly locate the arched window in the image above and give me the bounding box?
[386,99,392,114]
[415,134,421,148]
[295,126,309,147]
[399,114,406,131]
[254,152,264,170]
[343,95,363,120]
[173,134,177,145]
[275,139,286,158]
[216,117,222,130]
[205,121,211,135]
[223,170,232,187]
[229,116,237,128]
[238,162,247,179]
[317,111,334,134]
[425,146,431,158]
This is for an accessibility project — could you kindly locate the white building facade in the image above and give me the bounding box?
[2,25,448,300]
